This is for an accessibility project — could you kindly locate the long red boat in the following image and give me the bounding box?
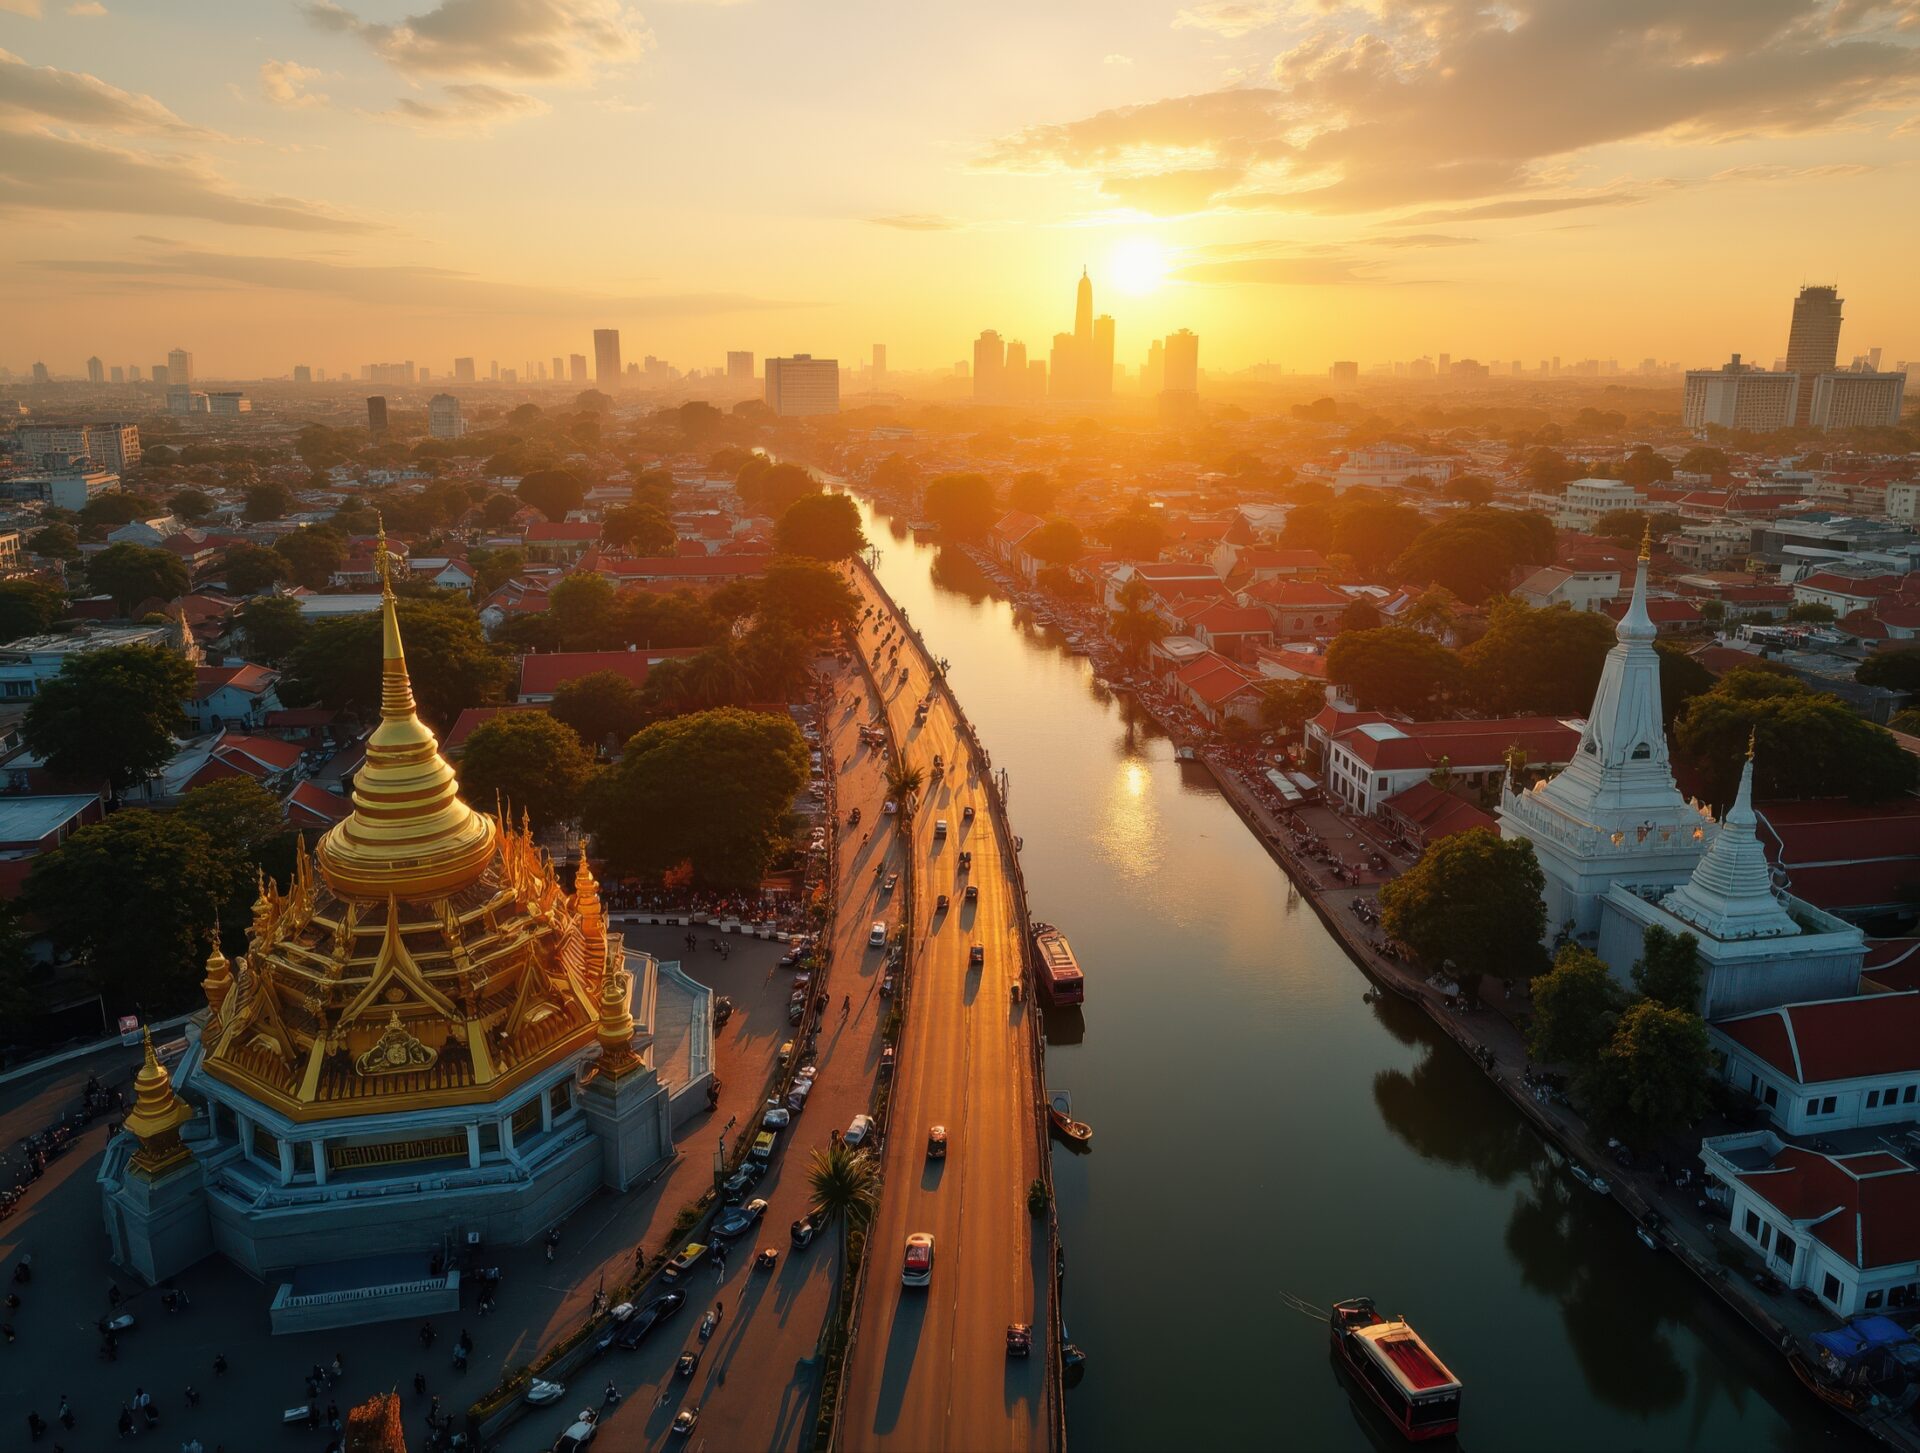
[1030,924,1085,1006]
[1330,1298,1462,1441]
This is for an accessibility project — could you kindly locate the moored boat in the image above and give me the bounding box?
[1047,1089,1092,1147]
[1329,1298,1462,1441]
[1031,923,1085,1006]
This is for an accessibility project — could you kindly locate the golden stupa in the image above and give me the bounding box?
[198,528,617,1123]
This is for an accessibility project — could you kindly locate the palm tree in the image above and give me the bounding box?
[1108,604,1167,666]
[884,757,925,811]
[808,1141,879,1292]
[682,641,750,709]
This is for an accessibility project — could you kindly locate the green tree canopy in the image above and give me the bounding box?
[167,487,215,521]
[237,594,308,665]
[623,588,721,649]
[1007,471,1058,515]
[28,522,80,560]
[602,502,676,556]
[1330,499,1427,578]
[1338,597,1382,633]
[1443,474,1494,505]
[1631,924,1703,1010]
[516,468,586,522]
[243,481,295,522]
[87,543,189,612]
[223,542,289,595]
[1099,508,1168,561]
[1258,679,1326,734]
[1584,1000,1712,1138]
[1679,446,1730,476]
[480,492,524,530]
[456,712,594,833]
[281,596,509,729]
[923,472,999,538]
[1378,827,1548,985]
[549,572,621,650]
[759,556,859,635]
[775,491,868,561]
[1786,601,1837,624]
[550,670,647,752]
[176,776,295,951]
[1325,626,1461,714]
[23,643,192,790]
[1857,646,1920,692]
[1655,640,1715,725]
[468,545,525,595]
[1023,518,1084,567]
[1463,598,1614,715]
[0,579,68,640]
[78,491,157,535]
[1281,503,1333,554]
[736,459,820,518]
[587,707,808,888]
[276,526,347,590]
[1391,510,1554,604]
[1528,945,1626,1067]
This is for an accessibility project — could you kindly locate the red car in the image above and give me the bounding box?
[902,1233,934,1287]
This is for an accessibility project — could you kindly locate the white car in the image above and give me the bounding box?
[934,819,949,838]
[869,922,887,948]
[844,1113,875,1147]
[902,1232,934,1288]
[762,1107,792,1129]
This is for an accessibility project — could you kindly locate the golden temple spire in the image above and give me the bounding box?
[576,840,606,985]
[202,925,233,1019]
[1747,725,1757,761]
[1638,520,1652,563]
[122,1027,193,1178]
[593,963,640,1077]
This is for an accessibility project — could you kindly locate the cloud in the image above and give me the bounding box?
[0,129,369,231]
[1103,54,1133,66]
[0,48,220,137]
[1391,193,1647,225]
[982,1,1920,216]
[380,81,548,129]
[0,0,42,16]
[1366,232,1477,248]
[304,0,651,83]
[1177,254,1380,286]
[1098,165,1245,214]
[66,1,107,14]
[260,59,329,109]
[865,212,963,231]
[26,243,801,318]
[1172,3,1285,39]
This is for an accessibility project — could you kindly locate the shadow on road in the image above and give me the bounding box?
[868,1286,929,1438]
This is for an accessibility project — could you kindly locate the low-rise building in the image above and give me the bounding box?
[1712,992,1920,1135]
[0,624,172,699]
[515,648,702,703]
[187,663,283,732]
[1310,707,1582,815]
[1514,566,1620,613]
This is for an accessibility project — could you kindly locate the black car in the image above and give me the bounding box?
[713,1198,768,1240]
[615,1292,687,1350]
[722,1162,764,1203]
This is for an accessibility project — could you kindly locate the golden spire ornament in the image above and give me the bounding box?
[592,965,640,1077]
[201,925,233,1019]
[122,1027,194,1178]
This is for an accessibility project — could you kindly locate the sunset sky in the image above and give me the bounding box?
[4,0,1920,380]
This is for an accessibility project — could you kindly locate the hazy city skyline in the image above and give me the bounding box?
[3,1,1920,375]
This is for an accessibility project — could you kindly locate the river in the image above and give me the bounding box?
[851,495,1853,1453]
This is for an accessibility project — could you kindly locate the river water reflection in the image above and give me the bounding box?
[857,498,1852,1453]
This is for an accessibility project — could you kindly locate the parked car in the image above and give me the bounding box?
[902,1232,935,1287]
[713,1198,768,1240]
[614,1291,686,1348]
[884,871,898,891]
[713,996,733,1027]
[958,850,972,869]
[722,1163,762,1203]
[675,1349,700,1379]
[844,1114,875,1147]
[750,1130,777,1161]
[936,894,949,913]
[1006,1322,1032,1358]
[786,1079,814,1111]
[926,1125,947,1160]
[762,1107,792,1129]
[661,1246,708,1285]
[553,1409,599,1452]
[879,1045,895,1078]
[671,1406,700,1438]
[963,805,975,821]
[790,1216,816,1249]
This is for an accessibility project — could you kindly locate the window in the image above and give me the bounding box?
[1812,1096,1837,1116]
[1744,1210,1762,1241]
[1867,1091,1881,1109]
[1748,1073,1760,1095]
[1823,1273,1842,1306]
[1905,1086,1917,1104]
[1867,1291,1884,1310]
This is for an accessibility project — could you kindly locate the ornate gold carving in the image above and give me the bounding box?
[328,1133,466,1172]
[354,1011,438,1076]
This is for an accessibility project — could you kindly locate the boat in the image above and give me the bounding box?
[1031,923,1085,1006]
[1329,1298,1462,1442]
[1789,1352,1871,1413]
[1047,1089,1092,1147]
[1174,746,1196,762]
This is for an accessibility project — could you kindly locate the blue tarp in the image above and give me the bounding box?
[1813,1316,1914,1363]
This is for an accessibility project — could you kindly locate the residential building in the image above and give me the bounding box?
[593,328,622,386]
[1240,578,1350,640]
[150,365,168,388]
[0,624,172,699]
[1550,478,1645,529]
[1332,443,1457,492]
[1810,371,1906,431]
[86,356,104,385]
[7,465,119,511]
[1684,355,1800,432]
[293,365,312,384]
[0,794,105,899]
[726,351,753,384]
[1315,708,1581,815]
[568,353,587,384]
[187,663,284,732]
[11,422,140,474]
[1786,285,1845,426]
[764,354,839,416]
[516,648,702,703]
[167,347,193,388]
[1330,361,1359,387]
[1514,566,1621,613]
[366,396,388,438]
[1712,993,1920,1136]
[454,357,476,384]
[428,393,464,440]
[206,391,249,416]
[973,331,1006,401]
[1172,651,1264,727]
[1163,329,1199,395]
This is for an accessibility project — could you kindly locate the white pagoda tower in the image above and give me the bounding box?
[1500,528,1717,945]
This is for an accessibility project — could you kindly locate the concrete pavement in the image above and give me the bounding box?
[840,576,1050,1452]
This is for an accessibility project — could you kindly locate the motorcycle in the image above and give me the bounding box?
[698,1309,717,1342]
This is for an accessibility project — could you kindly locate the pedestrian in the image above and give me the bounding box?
[211,1354,227,1376]
[182,1386,198,1410]
[117,1406,133,1440]
[57,1397,72,1430]
[419,1321,435,1349]
[326,1402,338,1430]
[603,1380,620,1407]
[26,1410,45,1443]
[331,1353,343,1379]
[413,1372,426,1396]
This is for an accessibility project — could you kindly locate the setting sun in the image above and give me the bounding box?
[1109,239,1170,296]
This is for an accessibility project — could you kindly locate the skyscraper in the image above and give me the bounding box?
[167,348,193,387]
[1162,330,1199,395]
[1786,285,1844,425]
[454,357,476,383]
[569,353,588,383]
[552,356,565,383]
[293,365,312,384]
[593,329,622,387]
[429,393,465,440]
[151,365,169,388]
[1143,339,1165,395]
[110,365,125,385]
[1050,270,1114,401]
[1074,269,1093,340]
[367,396,388,438]
[86,356,104,385]
[764,355,839,416]
[973,330,1006,401]
[872,344,886,387]
[727,351,754,384]
[1005,340,1028,398]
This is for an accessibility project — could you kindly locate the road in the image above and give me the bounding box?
[840,571,1049,1451]
[520,650,905,1453]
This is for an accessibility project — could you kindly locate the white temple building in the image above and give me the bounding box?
[1501,531,1717,944]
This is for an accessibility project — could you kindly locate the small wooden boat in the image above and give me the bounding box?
[1789,1352,1870,1413]
[1047,1089,1092,1147]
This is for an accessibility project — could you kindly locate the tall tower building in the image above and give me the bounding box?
[726,351,754,384]
[367,396,388,439]
[1162,329,1199,395]
[872,344,886,386]
[1786,285,1844,426]
[429,393,464,440]
[86,356,104,385]
[593,329,622,387]
[1005,340,1028,398]
[569,354,587,383]
[1074,268,1093,341]
[453,357,476,383]
[973,331,1006,401]
[1092,315,1115,399]
[764,354,839,416]
[167,348,193,387]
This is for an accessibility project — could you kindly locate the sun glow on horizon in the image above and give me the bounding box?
[1110,239,1170,296]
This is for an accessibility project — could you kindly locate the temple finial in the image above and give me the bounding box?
[1746,725,1756,761]
[1639,520,1652,563]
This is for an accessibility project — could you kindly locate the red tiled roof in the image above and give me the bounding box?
[1188,602,1272,635]
[1332,715,1580,772]
[284,780,349,826]
[1254,645,1328,680]
[446,704,541,749]
[212,733,302,773]
[1796,572,1901,598]
[193,663,277,696]
[517,648,702,698]
[1382,779,1498,841]
[1715,992,1920,1083]
[1125,562,1216,580]
[1691,646,1766,677]
[1244,579,1349,609]
[1862,939,1920,994]
[524,523,602,542]
[598,555,772,580]
[1736,1147,1920,1270]
[1174,652,1260,707]
[991,511,1045,546]
[1758,797,1920,913]
[1236,548,1325,570]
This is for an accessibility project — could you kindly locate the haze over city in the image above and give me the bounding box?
[5,0,1920,376]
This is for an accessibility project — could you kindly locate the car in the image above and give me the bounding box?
[869,922,888,948]
[713,1198,768,1240]
[969,945,984,965]
[552,1408,599,1453]
[884,871,899,891]
[676,1348,701,1379]
[754,1246,779,1273]
[777,1040,794,1066]
[789,988,808,1006]
[660,1246,708,1285]
[965,885,978,902]
[958,850,972,869]
[790,1216,816,1249]
[880,973,896,997]
[936,893,949,912]
[963,805,976,821]
[762,1107,792,1130]
[671,1406,699,1438]
[613,1291,686,1349]
[713,995,733,1027]
[721,1163,763,1203]
[779,948,803,967]
[883,799,898,815]
[1007,1323,1032,1358]
[844,1113,875,1147]
[934,819,949,838]
[879,1045,895,1078]
[902,1232,934,1287]
[786,1080,813,1111]
[750,1130,777,1161]
[788,1001,805,1025]
[926,1125,947,1159]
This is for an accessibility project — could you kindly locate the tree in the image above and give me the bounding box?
[1404,585,1459,637]
[1891,708,1920,736]
[1463,599,1614,715]
[1443,474,1494,505]
[516,468,586,522]
[223,543,289,595]
[1281,503,1333,554]
[457,713,594,833]
[481,492,523,530]
[1679,446,1729,476]
[883,757,925,810]
[1258,679,1325,735]
[1594,510,1679,550]
[1584,1001,1712,1137]
[276,527,347,590]
[1325,627,1460,714]
[1620,448,1674,488]
[1632,924,1703,1010]
[1377,828,1548,986]
[1100,509,1168,561]
[1672,668,1918,806]
[551,670,647,752]
[243,481,295,522]
[0,579,67,640]
[1391,510,1553,603]
[1787,601,1837,624]
[1108,582,1167,666]
[1857,647,1920,692]
[736,459,820,517]
[79,492,156,534]
[167,488,215,521]
[922,472,999,538]
[759,556,859,635]
[87,543,189,612]
[237,595,308,665]
[549,573,621,650]
[282,597,510,729]
[468,546,525,595]
[807,1141,879,1289]
[23,643,192,790]
[1330,500,1426,578]
[775,492,868,562]
[1527,945,1626,1068]
[28,522,80,560]
[1007,471,1058,514]
[25,812,227,1013]
[1023,519,1084,567]
[602,503,676,556]
[1338,597,1382,633]
[587,708,809,888]
[1655,640,1715,725]
[176,777,294,951]
[622,589,720,649]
